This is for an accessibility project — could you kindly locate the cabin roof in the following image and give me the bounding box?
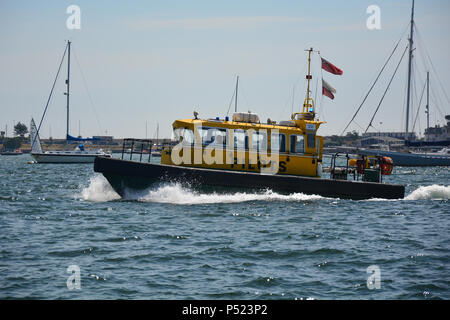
[172,118,325,132]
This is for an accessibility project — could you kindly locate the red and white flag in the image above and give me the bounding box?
[321,57,343,75]
[322,79,336,100]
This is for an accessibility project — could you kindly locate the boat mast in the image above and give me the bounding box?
[306,48,312,103]
[235,75,239,112]
[426,71,430,135]
[65,41,71,142]
[302,47,315,116]
[405,0,415,143]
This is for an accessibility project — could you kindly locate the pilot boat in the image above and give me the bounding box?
[94,49,405,200]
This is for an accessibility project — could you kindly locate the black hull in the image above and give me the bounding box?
[94,157,405,200]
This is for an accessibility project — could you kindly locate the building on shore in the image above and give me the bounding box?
[362,131,417,140]
[424,115,450,143]
[360,135,405,148]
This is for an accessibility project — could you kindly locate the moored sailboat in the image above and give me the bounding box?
[344,0,450,166]
[30,41,111,163]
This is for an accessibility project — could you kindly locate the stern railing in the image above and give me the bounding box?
[120,138,173,163]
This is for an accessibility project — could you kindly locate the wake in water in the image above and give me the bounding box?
[404,185,450,200]
[78,175,324,204]
[138,184,324,205]
[79,175,121,202]
[366,184,450,201]
[79,175,449,203]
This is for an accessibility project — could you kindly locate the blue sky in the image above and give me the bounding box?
[1,0,449,139]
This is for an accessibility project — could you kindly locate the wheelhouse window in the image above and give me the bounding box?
[251,131,267,151]
[307,133,316,149]
[271,132,286,152]
[174,128,194,145]
[198,127,227,147]
[233,129,248,150]
[316,137,320,155]
[290,134,305,153]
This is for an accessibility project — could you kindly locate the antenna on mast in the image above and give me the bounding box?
[295,47,318,120]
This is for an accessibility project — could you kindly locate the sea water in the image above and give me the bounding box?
[0,155,448,299]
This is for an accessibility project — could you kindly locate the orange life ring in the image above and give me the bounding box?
[380,156,393,175]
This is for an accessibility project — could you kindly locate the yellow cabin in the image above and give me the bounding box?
[161,48,326,178]
[161,114,324,177]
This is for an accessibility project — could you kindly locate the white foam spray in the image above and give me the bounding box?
[405,185,450,200]
[78,175,324,204]
[79,175,121,202]
[137,183,324,205]
[79,175,449,204]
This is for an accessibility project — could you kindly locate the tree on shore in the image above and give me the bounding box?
[14,122,28,137]
[345,130,360,141]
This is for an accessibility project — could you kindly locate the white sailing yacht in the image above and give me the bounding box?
[346,0,450,166]
[30,41,111,163]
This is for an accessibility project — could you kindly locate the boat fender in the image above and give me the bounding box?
[317,162,323,177]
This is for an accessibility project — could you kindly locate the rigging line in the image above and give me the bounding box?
[72,45,104,135]
[314,77,320,118]
[239,81,251,111]
[413,31,442,118]
[318,58,325,121]
[419,55,447,119]
[352,120,365,132]
[278,63,307,120]
[291,84,295,115]
[412,78,426,133]
[411,58,426,133]
[414,23,450,108]
[364,45,409,134]
[293,63,308,103]
[427,71,446,117]
[429,85,445,119]
[340,34,404,136]
[280,87,296,120]
[410,59,418,133]
[33,43,68,149]
[225,76,237,117]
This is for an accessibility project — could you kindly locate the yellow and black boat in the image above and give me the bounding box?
[94,49,405,200]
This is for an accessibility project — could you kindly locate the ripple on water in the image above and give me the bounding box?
[1,156,449,299]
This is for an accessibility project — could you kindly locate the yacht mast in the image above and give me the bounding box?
[405,0,415,143]
[66,41,71,141]
[426,71,430,134]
